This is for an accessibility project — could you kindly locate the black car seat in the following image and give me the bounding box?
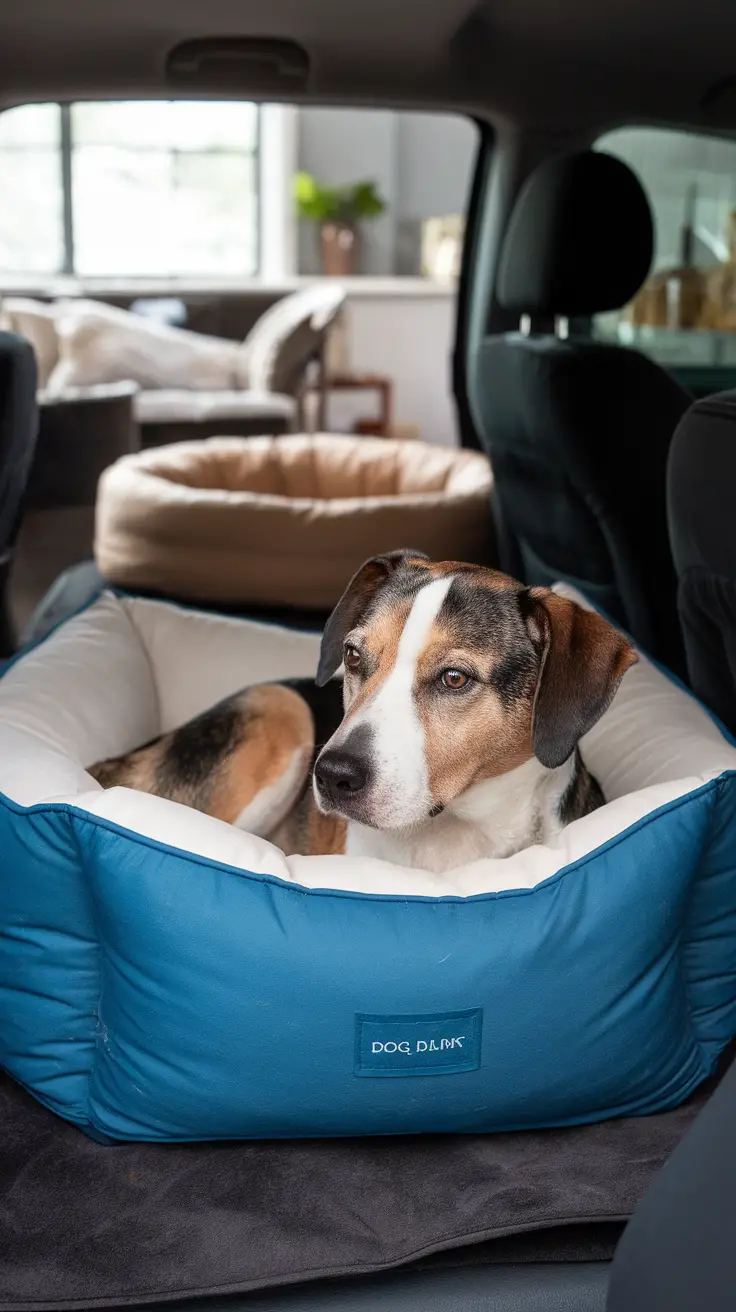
[668,390,736,734]
[0,330,38,656]
[473,149,690,676]
[607,391,736,1312]
[607,1054,736,1312]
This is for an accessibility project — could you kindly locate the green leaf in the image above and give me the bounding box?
[293,173,386,224]
[349,181,386,218]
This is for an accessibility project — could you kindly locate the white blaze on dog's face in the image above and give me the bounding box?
[336,574,454,829]
[313,553,637,832]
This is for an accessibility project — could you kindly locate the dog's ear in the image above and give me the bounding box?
[316,549,430,687]
[525,590,638,769]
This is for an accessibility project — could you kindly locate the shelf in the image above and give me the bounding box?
[0,275,457,302]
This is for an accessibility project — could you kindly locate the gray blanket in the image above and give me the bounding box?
[0,1065,722,1311]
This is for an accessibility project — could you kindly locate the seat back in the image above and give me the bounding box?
[473,150,690,674]
[668,390,736,733]
[0,330,39,656]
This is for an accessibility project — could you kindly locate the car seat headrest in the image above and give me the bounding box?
[497,150,654,319]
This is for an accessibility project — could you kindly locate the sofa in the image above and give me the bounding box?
[3,285,346,629]
[0,283,346,447]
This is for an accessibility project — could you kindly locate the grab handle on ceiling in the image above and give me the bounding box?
[166,38,310,94]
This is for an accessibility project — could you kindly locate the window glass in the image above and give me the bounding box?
[0,101,260,277]
[0,103,63,274]
[0,100,476,290]
[596,127,736,387]
[71,100,259,152]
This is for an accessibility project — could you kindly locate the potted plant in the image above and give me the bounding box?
[294,172,386,276]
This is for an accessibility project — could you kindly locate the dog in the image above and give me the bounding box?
[90,552,637,873]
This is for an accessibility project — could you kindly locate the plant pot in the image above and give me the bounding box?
[320,222,358,277]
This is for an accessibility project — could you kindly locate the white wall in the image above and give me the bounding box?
[329,288,458,447]
[293,107,476,447]
[296,108,477,276]
[296,108,398,276]
[394,113,478,275]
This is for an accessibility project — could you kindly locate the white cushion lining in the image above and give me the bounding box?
[0,590,733,900]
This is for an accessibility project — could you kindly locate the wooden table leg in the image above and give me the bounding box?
[380,380,394,437]
[315,342,328,432]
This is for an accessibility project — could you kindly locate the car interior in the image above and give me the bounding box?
[2,1,736,1310]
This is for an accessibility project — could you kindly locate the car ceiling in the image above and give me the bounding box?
[1,0,735,137]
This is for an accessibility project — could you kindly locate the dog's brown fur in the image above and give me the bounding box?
[90,555,637,867]
[90,680,343,855]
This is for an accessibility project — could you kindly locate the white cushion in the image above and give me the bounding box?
[241,284,346,393]
[133,388,296,426]
[1,590,735,900]
[0,297,60,387]
[45,299,243,394]
[37,379,140,406]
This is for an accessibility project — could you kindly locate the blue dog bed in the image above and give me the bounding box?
[1,587,735,1143]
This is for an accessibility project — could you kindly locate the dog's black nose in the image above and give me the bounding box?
[315,751,368,802]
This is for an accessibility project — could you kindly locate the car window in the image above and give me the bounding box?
[0,101,476,285]
[595,126,736,396]
[0,102,477,452]
[0,101,260,278]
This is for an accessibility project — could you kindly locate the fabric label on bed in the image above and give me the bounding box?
[354,1009,483,1077]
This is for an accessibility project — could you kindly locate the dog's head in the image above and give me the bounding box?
[312,551,637,831]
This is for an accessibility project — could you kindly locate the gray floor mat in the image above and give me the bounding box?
[0,1063,723,1311]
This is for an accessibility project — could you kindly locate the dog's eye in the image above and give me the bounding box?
[344,645,362,671]
[440,668,469,690]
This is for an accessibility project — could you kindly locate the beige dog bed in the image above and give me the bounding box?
[94,434,494,609]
